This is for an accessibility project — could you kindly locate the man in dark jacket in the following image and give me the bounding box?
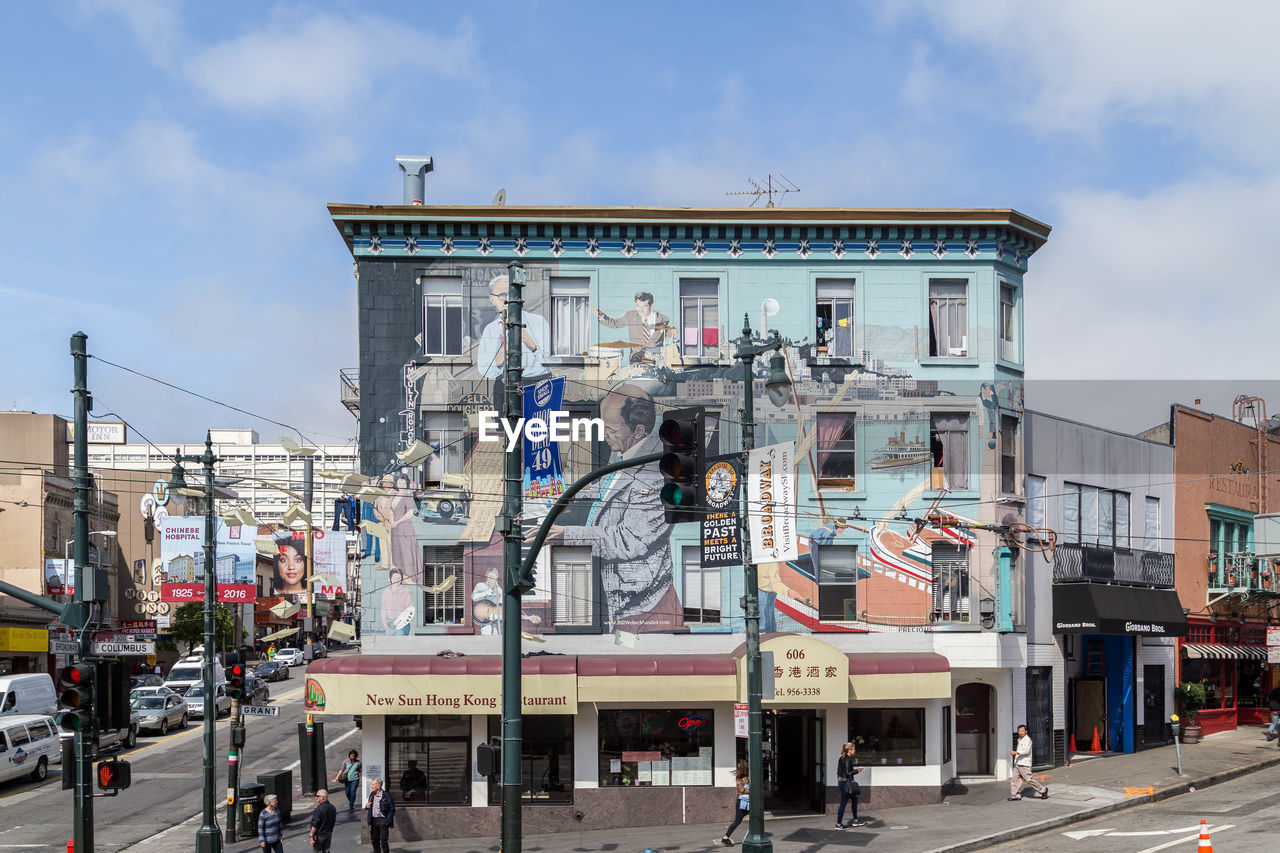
[365,777,395,853]
[1266,686,1280,741]
[309,789,338,852]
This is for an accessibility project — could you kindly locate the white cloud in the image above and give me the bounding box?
[183,13,476,116]
[78,0,182,66]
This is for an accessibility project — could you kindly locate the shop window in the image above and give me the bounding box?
[422,412,465,489]
[1063,483,1131,549]
[848,708,925,766]
[385,715,471,806]
[681,546,721,624]
[552,547,593,627]
[680,279,719,357]
[815,279,855,356]
[422,277,464,356]
[816,545,858,622]
[816,412,857,488]
[931,543,970,622]
[941,705,952,764]
[1187,624,1212,643]
[1181,657,1235,711]
[598,709,715,787]
[1000,414,1018,494]
[927,279,967,357]
[486,715,573,804]
[999,283,1018,362]
[550,277,591,356]
[1238,659,1264,709]
[422,547,464,625]
[929,412,969,489]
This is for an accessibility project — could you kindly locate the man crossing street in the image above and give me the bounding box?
[1008,724,1048,801]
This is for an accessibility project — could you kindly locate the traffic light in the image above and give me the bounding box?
[477,741,500,778]
[658,406,705,524]
[226,662,245,701]
[56,662,94,732]
[97,758,131,790]
[96,660,131,732]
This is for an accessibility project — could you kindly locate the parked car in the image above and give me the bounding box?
[273,648,305,667]
[130,686,177,700]
[164,658,225,697]
[94,709,141,751]
[0,715,61,783]
[185,683,230,719]
[252,661,290,683]
[309,642,328,659]
[243,677,270,705]
[132,693,188,735]
[130,674,164,689]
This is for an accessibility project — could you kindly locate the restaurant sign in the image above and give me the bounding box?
[303,673,577,715]
[741,634,849,704]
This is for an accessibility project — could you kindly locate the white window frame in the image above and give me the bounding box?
[422,548,464,625]
[681,546,721,625]
[421,277,464,356]
[815,278,855,357]
[999,414,1019,495]
[422,411,465,488]
[1063,483,1132,549]
[931,542,970,622]
[550,276,591,357]
[998,281,1018,363]
[816,545,858,622]
[929,411,969,490]
[927,278,969,358]
[1143,496,1160,552]
[552,546,593,627]
[815,412,858,489]
[679,278,720,358]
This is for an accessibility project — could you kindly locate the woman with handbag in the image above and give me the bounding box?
[835,742,865,829]
[720,760,750,846]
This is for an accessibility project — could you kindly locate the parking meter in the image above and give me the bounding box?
[1170,714,1183,776]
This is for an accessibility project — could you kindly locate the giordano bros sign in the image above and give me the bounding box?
[304,673,577,715]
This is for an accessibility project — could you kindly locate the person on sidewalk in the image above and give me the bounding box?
[258,794,284,852]
[835,741,866,828]
[1008,725,1048,801]
[1265,686,1280,741]
[365,777,396,853]
[310,789,338,852]
[720,761,750,846]
[333,749,361,810]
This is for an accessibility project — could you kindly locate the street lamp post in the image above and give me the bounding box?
[734,315,792,853]
[169,434,223,853]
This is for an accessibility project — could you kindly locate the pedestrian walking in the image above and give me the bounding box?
[1265,685,1280,741]
[365,777,396,853]
[333,749,362,809]
[719,760,750,846]
[310,789,338,852]
[1008,724,1048,801]
[258,794,284,852]
[835,741,865,828]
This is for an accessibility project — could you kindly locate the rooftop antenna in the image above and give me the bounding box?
[726,174,800,208]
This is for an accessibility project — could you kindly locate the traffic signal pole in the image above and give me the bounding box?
[71,331,95,853]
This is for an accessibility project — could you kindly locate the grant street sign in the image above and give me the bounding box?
[240,705,280,717]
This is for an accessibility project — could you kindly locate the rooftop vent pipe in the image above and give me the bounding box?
[396,156,434,205]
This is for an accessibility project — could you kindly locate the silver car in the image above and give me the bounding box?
[185,683,230,719]
[132,693,188,735]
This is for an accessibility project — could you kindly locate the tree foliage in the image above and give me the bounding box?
[170,602,235,653]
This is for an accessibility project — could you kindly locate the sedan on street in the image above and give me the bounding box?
[273,647,305,667]
[243,676,270,705]
[252,661,290,682]
[132,693,188,735]
[131,674,165,689]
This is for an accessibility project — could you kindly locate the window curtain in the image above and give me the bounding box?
[1144,497,1159,551]
[1115,493,1130,548]
[816,413,851,476]
[928,298,940,356]
[1063,483,1080,544]
[1026,476,1046,528]
[933,413,969,489]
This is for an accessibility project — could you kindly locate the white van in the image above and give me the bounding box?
[0,714,61,784]
[163,657,225,697]
[0,675,58,718]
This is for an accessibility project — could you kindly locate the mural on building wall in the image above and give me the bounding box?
[356,261,1022,639]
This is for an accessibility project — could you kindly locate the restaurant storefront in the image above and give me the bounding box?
[306,635,955,840]
[1178,619,1273,735]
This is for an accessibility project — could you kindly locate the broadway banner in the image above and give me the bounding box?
[700,455,742,568]
[522,376,567,504]
[746,441,799,564]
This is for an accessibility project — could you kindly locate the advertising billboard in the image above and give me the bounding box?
[159,516,257,604]
[266,526,347,599]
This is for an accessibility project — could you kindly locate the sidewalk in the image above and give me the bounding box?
[227,726,1280,853]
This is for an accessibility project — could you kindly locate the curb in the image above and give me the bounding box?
[923,751,1280,853]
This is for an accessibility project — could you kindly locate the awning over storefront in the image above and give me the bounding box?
[0,626,49,653]
[1181,643,1267,660]
[1052,583,1188,637]
[848,653,951,700]
[259,628,298,642]
[305,654,577,715]
[578,655,738,702]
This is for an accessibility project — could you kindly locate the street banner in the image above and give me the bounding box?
[700,455,742,568]
[747,441,799,564]
[734,703,748,738]
[522,376,567,504]
[159,516,257,604]
[44,558,72,595]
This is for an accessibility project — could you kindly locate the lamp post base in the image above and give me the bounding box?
[742,831,773,853]
[196,825,223,853]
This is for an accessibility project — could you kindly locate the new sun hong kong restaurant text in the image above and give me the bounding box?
[304,635,955,840]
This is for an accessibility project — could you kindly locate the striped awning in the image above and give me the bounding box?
[1181,643,1267,660]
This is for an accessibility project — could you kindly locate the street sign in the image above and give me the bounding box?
[240,705,280,717]
[90,640,155,656]
[50,638,80,655]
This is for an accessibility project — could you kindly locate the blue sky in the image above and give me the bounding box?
[2,1,1278,446]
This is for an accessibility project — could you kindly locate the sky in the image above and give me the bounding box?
[2,0,1278,448]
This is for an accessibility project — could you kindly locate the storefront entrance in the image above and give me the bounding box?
[955,682,993,775]
[742,709,824,814]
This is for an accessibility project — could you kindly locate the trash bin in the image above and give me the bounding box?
[257,770,293,825]
[238,782,265,838]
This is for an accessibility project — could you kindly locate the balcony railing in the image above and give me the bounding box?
[1052,543,1174,588]
[340,368,359,414]
[1208,552,1279,593]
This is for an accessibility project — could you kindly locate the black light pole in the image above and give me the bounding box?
[734,315,791,853]
[170,434,223,853]
[500,260,527,853]
[70,332,95,852]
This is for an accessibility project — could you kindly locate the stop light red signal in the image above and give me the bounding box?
[57,663,94,732]
[97,759,131,790]
[227,663,245,701]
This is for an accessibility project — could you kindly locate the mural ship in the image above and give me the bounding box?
[869,432,931,469]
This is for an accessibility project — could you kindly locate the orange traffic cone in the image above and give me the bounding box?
[1069,734,1077,754]
[1090,726,1102,753]
[1197,819,1213,851]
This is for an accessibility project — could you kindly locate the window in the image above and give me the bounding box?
[422,277,463,356]
[816,545,858,622]
[680,279,719,357]
[815,279,855,356]
[385,715,470,805]
[848,708,925,766]
[816,412,857,488]
[681,546,721,624]
[929,413,969,489]
[598,709,715,786]
[999,283,1018,362]
[1000,415,1018,494]
[552,547,593,627]
[561,407,596,485]
[422,547,464,625]
[8,725,30,747]
[928,279,967,357]
[1063,484,1131,549]
[486,715,573,804]
[931,542,970,622]
[1026,476,1046,541]
[550,277,590,357]
[942,705,952,764]
[422,412,465,488]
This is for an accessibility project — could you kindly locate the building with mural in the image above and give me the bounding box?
[310,195,1051,838]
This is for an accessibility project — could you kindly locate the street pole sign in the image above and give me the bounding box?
[91,639,156,656]
[240,705,280,718]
